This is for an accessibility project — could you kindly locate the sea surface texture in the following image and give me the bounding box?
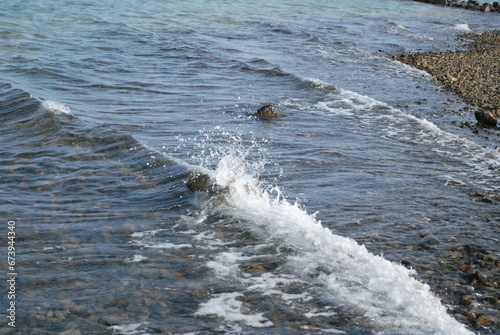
[0,0,499,334]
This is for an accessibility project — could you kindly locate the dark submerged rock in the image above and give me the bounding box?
[466,269,489,285]
[475,110,498,126]
[186,173,212,192]
[254,104,279,118]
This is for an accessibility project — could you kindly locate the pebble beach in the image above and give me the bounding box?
[396,30,500,125]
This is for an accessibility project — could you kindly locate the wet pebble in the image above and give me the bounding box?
[476,315,498,326]
[466,269,489,285]
[460,295,474,306]
[240,265,266,275]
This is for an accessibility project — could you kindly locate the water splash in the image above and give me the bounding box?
[193,148,472,334]
[41,100,72,115]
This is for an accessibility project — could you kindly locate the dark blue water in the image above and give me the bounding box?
[1,0,499,334]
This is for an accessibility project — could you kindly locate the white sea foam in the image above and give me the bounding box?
[206,252,249,277]
[301,76,338,90]
[301,325,346,334]
[41,100,72,115]
[389,58,433,78]
[195,292,274,328]
[387,21,434,41]
[318,87,500,185]
[453,23,471,32]
[189,230,235,250]
[130,229,166,238]
[315,101,354,116]
[194,150,473,334]
[109,322,150,335]
[129,229,192,249]
[304,309,337,319]
[129,240,192,249]
[125,255,147,262]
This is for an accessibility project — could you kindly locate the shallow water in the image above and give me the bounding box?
[0,0,499,334]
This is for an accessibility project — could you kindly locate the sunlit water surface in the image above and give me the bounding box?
[0,0,499,334]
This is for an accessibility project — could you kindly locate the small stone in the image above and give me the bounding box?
[476,315,497,326]
[460,295,473,306]
[60,299,79,310]
[240,265,265,274]
[456,262,470,272]
[466,269,488,284]
[485,296,500,304]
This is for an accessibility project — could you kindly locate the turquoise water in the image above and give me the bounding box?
[0,1,499,334]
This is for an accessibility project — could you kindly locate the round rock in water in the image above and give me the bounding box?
[255,105,278,118]
[187,173,212,192]
[475,110,498,126]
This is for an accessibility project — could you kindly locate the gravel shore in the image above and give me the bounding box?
[395,30,500,125]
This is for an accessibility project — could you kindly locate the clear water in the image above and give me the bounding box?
[0,0,499,334]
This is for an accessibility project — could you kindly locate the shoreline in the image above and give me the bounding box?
[412,0,500,12]
[395,30,500,126]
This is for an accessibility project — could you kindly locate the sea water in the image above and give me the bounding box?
[0,0,498,334]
